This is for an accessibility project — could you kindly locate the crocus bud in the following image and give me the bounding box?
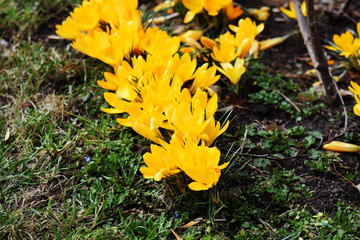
[323,141,360,153]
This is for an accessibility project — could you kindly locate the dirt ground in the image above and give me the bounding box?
[234,0,360,214]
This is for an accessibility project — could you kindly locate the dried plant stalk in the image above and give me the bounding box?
[293,0,348,135]
[293,0,338,105]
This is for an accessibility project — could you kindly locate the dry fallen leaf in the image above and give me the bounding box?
[4,128,10,141]
[177,217,203,230]
[47,35,61,40]
[339,89,354,97]
[356,184,360,193]
[170,228,183,240]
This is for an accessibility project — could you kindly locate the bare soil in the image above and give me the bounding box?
[231,0,360,214]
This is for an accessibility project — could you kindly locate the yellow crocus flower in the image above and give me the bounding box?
[55,17,83,40]
[97,71,118,91]
[57,0,144,66]
[168,88,224,146]
[224,1,243,20]
[154,0,176,12]
[71,27,138,66]
[326,24,360,58]
[71,28,110,62]
[97,59,144,97]
[116,74,182,143]
[140,144,181,181]
[70,1,100,30]
[204,0,231,16]
[141,74,183,116]
[55,2,100,40]
[170,53,198,82]
[187,87,218,119]
[117,102,168,144]
[230,17,264,58]
[202,117,229,146]
[349,81,360,116]
[212,31,238,63]
[248,6,270,21]
[172,139,229,191]
[179,46,197,54]
[139,27,180,58]
[182,0,233,23]
[182,37,203,50]
[280,1,307,19]
[119,119,166,144]
[169,100,211,143]
[92,0,139,28]
[217,57,246,86]
[182,0,205,23]
[190,64,220,92]
[141,134,229,191]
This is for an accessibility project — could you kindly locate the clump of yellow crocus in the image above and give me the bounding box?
[56,0,143,66]
[143,136,229,191]
[57,0,257,192]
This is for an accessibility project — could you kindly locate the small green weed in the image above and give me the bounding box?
[247,62,323,120]
[306,150,341,173]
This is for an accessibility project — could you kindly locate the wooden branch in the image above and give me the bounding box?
[293,0,338,105]
[293,0,348,134]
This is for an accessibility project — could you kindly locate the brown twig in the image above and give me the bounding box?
[236,152,307,161]
[272,89,301,113]
[240,127,248,153]
[332,162,356,188]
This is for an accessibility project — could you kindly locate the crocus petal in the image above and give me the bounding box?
[218,161,229,170]
[280,6,296,19]
[101,107,123,114]
[259,36,286,51]
[200,36,216,49]
[184,11,196,23]
[104,92,128,113]
[225,2,243,20]
[354,104,360,116]
[188,182,210,191]
[97,80,117,90]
